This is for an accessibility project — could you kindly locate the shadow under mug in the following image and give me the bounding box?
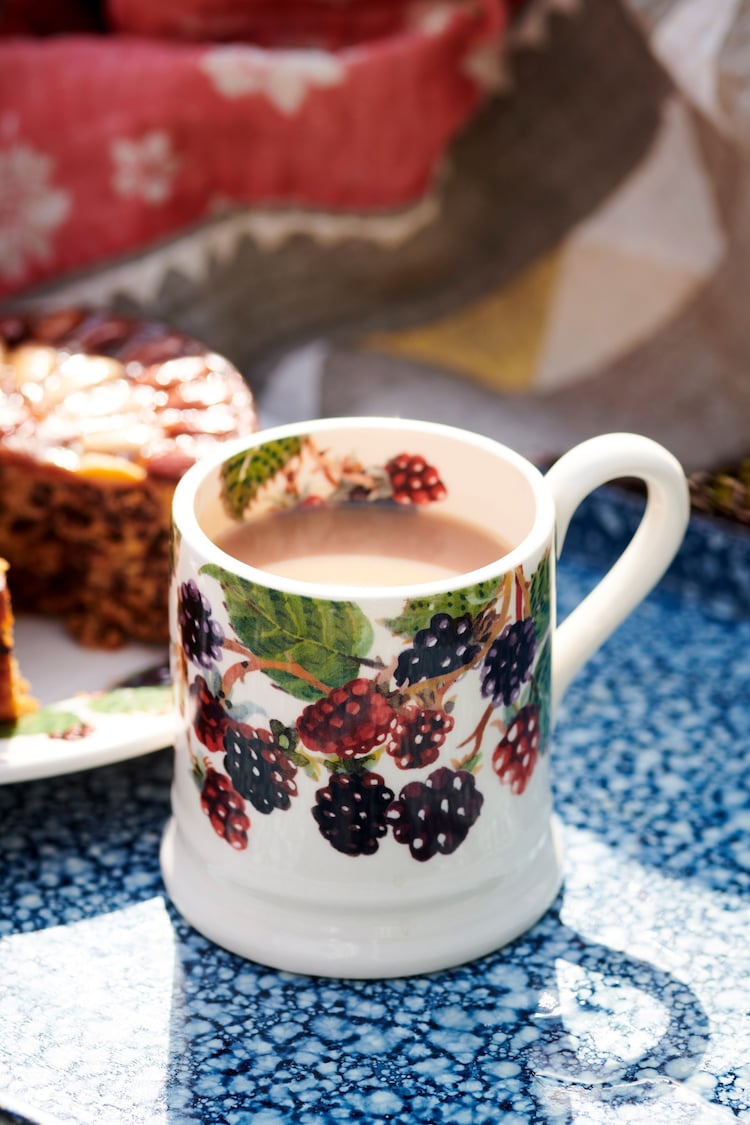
[161,418,689,978]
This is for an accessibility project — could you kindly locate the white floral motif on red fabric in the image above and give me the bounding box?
[0,142,70,283]
[0,2,501,297]
[407,2,457,36]
[110,130,181,205]
[199,46,346,115]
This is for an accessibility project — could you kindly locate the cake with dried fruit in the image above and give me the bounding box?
[0,559,36,723]
[0,308,257,647]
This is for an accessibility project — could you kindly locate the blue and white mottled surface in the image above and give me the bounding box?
[0,491,748,1125]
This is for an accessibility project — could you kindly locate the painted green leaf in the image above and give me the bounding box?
[322,753,379,775]
[2,707,84,738]
[457,749,482,775]
[88,686,173,715]
[269,719,299,755]
[192,758,207,789]
[221,435,304,518]
[529,637,552,750]
[202,564,374,702]
[530,550,551,641]
[384,578,501,638]
[287,748,321,781]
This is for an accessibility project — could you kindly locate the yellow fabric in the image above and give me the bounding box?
[366,250,562,393]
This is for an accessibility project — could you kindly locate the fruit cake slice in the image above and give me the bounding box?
[0,559,37,723]
[0,308,257,648]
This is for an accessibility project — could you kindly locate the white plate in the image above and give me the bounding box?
[0,616,176,784]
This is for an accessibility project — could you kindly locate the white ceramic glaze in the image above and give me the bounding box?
[161,419,689,978]
[0,619,172,784]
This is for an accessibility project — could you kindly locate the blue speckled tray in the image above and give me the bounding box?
[1,490,748,1125]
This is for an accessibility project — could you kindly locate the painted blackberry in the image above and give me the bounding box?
[178,579,224,668]
[224,722,298,814]
[190,675,233,753]
[386,767,484,861]
[481,617,537,707]
[312,769,395,856]
[386,453,447,505]
[297,678,394,759]
[394,612,480,687]
[200,768,250,849]
[492,705,541,795]
[386,706,454,770]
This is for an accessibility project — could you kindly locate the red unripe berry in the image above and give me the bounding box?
[386,453,447,505]
[492,706,540,795]
[298,678,394,759]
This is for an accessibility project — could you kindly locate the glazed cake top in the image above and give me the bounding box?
[0,308,257,482]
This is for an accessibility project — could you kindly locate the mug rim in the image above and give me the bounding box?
[172,416,556,600]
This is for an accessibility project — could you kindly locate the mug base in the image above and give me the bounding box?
[160,816,564,978]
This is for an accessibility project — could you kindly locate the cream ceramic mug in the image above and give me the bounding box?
[161,418,689,977]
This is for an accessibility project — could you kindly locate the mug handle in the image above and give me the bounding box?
[544,433,690,714]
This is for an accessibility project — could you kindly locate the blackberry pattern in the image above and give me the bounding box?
[387,707,454,770]
[386,453,447,505]
[394,613,480,687]
[386,768,484,861]
[179,460,554,865]
[297,678,394,759]
[178,580,224,668]
[481,616,537,707]
[200,768,250,850]
[224,722,299,814]
[312,770,395,856]
[492,705,541,795]
[190,675,232,753]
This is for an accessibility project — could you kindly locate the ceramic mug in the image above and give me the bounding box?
[161,418,689,977]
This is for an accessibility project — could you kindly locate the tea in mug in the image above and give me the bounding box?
[215,504,510,586]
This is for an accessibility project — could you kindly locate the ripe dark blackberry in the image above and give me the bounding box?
[394,612,480,687]
[386,453,447,505]
[492,705,540,795]
[312,769,395,856]
[189,675,233,753]
[297,678,394,759]
[178,579,224,668]
[387,706,454,770]
[386,767,484,861]
[224,722,298,814]
[481,616,537,707]
[200,767,250,850]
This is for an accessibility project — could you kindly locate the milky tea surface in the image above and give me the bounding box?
[215,504,511,586]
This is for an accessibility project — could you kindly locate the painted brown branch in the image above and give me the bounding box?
[223,658,254,696]
[514,565,532,620]
[456,703,494,759]
[222,637,332,695]
[310,439,346,488]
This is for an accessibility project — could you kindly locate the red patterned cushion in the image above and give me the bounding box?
[0,0,506,299]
